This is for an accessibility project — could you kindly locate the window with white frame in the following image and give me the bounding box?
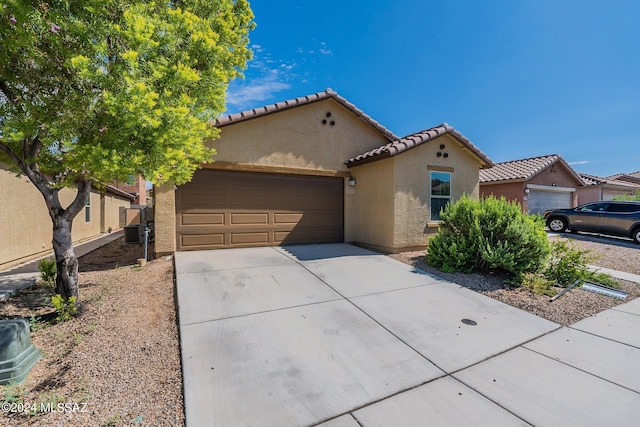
[430,171,451,221]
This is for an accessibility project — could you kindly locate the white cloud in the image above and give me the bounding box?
[225,76,290,111]
[319,41,332,55]
[225,48,295,111]
[569,160,590,165]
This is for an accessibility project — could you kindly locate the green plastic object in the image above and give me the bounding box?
[0,319,42,385]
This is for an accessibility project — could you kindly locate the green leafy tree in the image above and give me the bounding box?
[0,1,254,308]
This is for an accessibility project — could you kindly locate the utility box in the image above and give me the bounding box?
[0,319,42,385]
[124,224,144,244]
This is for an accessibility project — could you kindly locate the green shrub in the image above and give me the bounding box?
[51,295,77,322]
[542,240,618,288]
[38,257,56,292]
[426,195,550,277]
[519,272,556,296]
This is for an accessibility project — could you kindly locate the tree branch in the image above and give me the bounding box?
[64,178,92,221]
[29,135,43,160]
[0,80,17,105]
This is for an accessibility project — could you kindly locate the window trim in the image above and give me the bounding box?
[430,170,451,221]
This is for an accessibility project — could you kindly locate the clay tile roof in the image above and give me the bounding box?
[479,154,584,185]
[214,88,400,142]
[580,173,640,188]
[345,123,494,168]
[607,171,640,185]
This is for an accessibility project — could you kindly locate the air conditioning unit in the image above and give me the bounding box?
[124,225,143,244]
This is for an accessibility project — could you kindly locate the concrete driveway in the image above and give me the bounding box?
[175,244,640,426]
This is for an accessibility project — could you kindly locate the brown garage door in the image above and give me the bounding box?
[176,169,344,250]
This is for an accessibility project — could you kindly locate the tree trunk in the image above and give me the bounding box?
[52,216,80,303]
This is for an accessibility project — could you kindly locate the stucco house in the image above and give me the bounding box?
[0,162,134,270]
[608,171,640,186]
[479,154,585,214]
[154,89,494,255]
[577,173,640,205]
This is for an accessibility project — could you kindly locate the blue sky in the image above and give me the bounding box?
[225,0,640,177]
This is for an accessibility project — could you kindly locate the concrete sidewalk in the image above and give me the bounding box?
[0,230,124,301]
[175,244,640,426]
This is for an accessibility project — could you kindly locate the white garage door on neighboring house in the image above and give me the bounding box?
[527,186,573,214]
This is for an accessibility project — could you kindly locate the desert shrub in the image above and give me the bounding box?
[51,295,77,322]
[426,195,550,277]
[543,240,618,288]
[38,257,56,292]
[519,272,555,296]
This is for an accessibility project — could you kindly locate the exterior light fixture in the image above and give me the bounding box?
[348,177,356,186]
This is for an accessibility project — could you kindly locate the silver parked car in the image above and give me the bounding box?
[544,201,640,244]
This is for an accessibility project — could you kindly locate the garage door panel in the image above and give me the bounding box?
[274,213,304,224]
[176,170,344,250]
[528,190,572,215]
[230,232,270,245]
[230,213,269,225]
[181,233,225,248]
[180,213,225,226]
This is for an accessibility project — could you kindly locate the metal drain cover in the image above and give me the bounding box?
[461,319,477,326]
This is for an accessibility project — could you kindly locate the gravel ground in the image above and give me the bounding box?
[1,238,183,427]
[389,233,640,326]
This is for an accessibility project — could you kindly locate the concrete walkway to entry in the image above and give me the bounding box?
[175,244,640,426]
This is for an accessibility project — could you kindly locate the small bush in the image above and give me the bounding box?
[51,295,77,322]
[38,257,56,292]
[426,195,550,277]
[519,272,555,296]
[543,240,619,288]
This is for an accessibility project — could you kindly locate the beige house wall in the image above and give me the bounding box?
[102,194,130,232]
[344,159,395,251]
[0,163,130,269]
[390,134,482,251]
[208,99,389,170]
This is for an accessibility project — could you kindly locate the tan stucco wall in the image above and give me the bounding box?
[347,134,483,252]
[344,159,395,250]
[0,163,129,269]
[208,99,389,171]
[103,194,130,232]
[391,134,482,250]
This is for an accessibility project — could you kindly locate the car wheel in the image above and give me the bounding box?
[547,217,567,233]
[633,227,640,245]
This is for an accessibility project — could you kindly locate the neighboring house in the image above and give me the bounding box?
[479,154,585,215]
[112,175,147,206]
[0,162,134,270]
[577,173,640,205]
[154,89,494,255]
[608,171,640,186]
